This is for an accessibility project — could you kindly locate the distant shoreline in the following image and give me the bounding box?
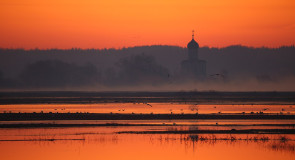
[0,91,295,105]
[1,122,294,128]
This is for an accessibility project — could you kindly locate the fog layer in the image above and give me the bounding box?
[0,45,294,91]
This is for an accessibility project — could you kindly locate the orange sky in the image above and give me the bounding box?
[0,0,295,49]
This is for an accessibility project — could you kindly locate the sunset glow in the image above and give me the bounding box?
[1,0,295,49]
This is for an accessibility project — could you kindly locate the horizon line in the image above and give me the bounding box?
[1,44,295,51]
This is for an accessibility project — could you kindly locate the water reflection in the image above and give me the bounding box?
[0,102,294,160]
[0,131,294,160]
[1,103,294,114]
[0,126,294,160]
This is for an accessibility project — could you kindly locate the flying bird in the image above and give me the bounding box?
[146,103,152,107]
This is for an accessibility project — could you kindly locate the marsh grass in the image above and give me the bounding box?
[0,133,86,142]
[185,135,291,142]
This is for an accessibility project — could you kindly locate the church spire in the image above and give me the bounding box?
[187,29,199,49]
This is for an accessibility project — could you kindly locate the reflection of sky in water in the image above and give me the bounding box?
[1,104,294,159]
[1,119,295,130]
[0,103,295,114]
[0,127,294,160]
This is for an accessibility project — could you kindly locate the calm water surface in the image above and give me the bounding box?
[0,103,294,160]
[0,126,294,160]
[1,103,295,114]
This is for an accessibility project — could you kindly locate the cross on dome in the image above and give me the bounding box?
[187,30,199,49]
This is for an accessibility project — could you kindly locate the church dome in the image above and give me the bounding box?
[187,38,199,49]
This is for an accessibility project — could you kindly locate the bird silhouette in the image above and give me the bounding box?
[146,103,152,107]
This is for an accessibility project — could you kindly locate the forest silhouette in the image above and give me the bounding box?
[0,45,294,91]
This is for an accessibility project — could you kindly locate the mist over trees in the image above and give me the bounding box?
[0,45,294,91]
[19,60,100,89]
[104,53,170,86]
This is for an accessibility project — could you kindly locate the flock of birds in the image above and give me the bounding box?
[3,104,294,114]
[114,104,293,115]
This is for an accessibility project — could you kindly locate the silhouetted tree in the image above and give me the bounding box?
[19,60,100,88]
[114,53,170,86]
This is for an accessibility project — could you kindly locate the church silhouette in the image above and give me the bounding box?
[181,31,206,78]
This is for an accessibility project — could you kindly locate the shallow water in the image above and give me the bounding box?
[1,103,295,114]
[0,126,294,160]
[1,119,295,130]
[0,103,294,160]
